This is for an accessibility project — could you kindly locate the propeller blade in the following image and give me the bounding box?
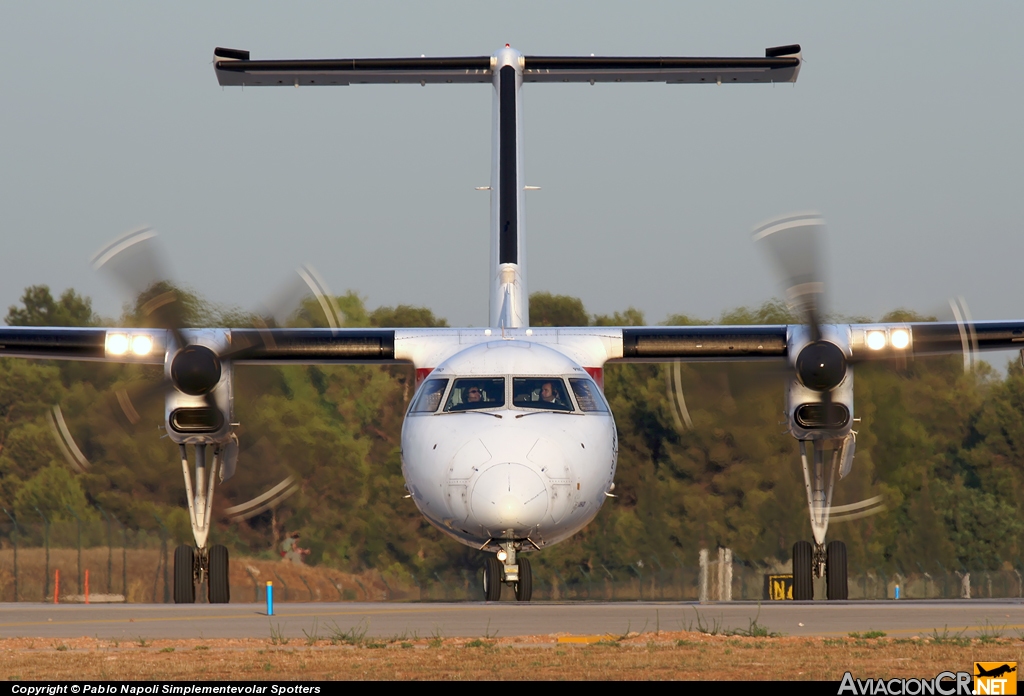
[93,227,190,352]
[753,212,827,341]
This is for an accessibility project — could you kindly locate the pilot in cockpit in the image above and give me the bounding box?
[466,385,483,403]
[540,381,560,404]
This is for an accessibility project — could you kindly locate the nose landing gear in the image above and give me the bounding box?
[481,541,533,601]
[172,443,231,604]
[791,438,851,601]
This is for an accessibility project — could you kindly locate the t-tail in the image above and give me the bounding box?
[213,43,803,328]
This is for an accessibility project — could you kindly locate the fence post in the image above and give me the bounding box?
[121,516,128,602]
[2,508,18,602]
[956,570,970,599]
[65,505,83,595]
[153,513,169,604]
[34,507,50,602]
[721,548,733,602]
[96,504,113,595]
[699,549,709,602]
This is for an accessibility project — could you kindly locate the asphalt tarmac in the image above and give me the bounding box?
[2,601,1023,640]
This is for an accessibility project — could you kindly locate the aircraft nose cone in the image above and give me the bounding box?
[470,462,548,533]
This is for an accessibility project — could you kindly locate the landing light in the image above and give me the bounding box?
[106,333,129,356]
[866,330,886,351]
[496,550,508,562]
[131,335,154,356]
[891,329,910,349]
[106,332,156,357]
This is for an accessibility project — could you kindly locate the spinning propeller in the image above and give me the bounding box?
[93,226,341,430]
[754,213,850,431]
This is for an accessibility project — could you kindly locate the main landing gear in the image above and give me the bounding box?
[173,443,231,603]
[482,542,533,602]
[790,438,852,600]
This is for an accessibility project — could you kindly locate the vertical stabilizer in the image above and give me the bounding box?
[489,47,528,328]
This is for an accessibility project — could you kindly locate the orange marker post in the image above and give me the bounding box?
[54,569,59,604]
[85,569,90,604]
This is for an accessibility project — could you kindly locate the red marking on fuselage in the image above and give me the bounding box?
[415,368,434,387]
[584,367,604,390]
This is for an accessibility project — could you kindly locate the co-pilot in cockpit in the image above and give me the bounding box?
[408,375,611,415]
[512,378,572,411]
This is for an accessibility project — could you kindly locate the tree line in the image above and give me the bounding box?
[1,285,1021,585]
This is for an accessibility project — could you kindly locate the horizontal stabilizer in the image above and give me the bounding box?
[213,45,802,86]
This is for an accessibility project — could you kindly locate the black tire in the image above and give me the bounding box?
[514,557,532,602]
[792,540,814,601]
[173,545,196,604]
[826,540,849,600]
[482,556,502,601]
[208,545,230,604]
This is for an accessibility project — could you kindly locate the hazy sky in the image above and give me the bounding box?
[3,2,1023,337]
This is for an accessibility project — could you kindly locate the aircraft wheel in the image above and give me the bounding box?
[792,541,814,601]
[482,557,502,601]
[514,557,532,602]
[208,545,230,604]
[173,545,196,604]
[826,540,848,600]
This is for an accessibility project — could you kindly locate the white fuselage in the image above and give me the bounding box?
[400,340,617,552]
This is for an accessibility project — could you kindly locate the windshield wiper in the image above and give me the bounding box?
[442,410,503,419]
[514,410,580,419]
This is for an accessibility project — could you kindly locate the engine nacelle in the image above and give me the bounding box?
[786,324,854,441]
[164,329,234,446]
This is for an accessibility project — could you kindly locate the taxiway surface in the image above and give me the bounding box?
[2,601,1023,640]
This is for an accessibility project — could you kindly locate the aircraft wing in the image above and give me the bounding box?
[611,320,1024,362]
[5,320,1019,367]
[0,327,407,365]
[212,45,801,87]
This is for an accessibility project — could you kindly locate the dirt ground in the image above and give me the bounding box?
[2,630,1022,680]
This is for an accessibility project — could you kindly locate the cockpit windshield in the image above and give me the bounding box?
[444,378,506,411]
[512,378,574,411]
[569,378,609,412]
[409,378,448,413]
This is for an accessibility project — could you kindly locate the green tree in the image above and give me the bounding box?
[529,292,589,327]
[6,286,97,327]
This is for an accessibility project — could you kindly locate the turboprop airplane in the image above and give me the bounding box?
[1,44,1021,603]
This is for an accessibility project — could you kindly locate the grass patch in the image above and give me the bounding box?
[931,625,970,647]
[849,630,886,639]
[327,619,369,646]
[465,639,494,648]
[269,623,289,646]
[977,620,1006,644]
[690,608,724,636]
[302,619,320,646]
[159,647,175,653]
[725,606,783,638]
